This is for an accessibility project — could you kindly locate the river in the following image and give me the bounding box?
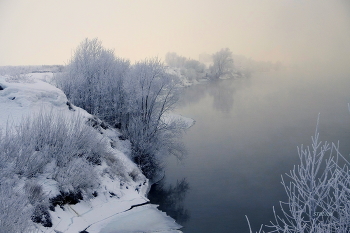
[149,67,350,232]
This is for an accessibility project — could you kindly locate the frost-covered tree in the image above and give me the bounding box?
[165,52,206,81]
[56,38,130,125]
[123,58,184,178]
[209,48,234,80]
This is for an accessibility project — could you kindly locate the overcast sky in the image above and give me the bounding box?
[0,0,349,67]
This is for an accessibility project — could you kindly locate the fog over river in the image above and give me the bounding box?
[149,67,350,232]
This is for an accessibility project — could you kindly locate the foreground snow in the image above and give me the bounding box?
[0,71,182,233]
[96,204,182,233]
[47,189,181,233]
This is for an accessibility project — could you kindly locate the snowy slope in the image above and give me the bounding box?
[0,72,182,233]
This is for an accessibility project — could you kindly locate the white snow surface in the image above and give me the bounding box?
[162,112,195,129]
[0,72,182,233]
[0,73,71,128]
[96,204,182,233]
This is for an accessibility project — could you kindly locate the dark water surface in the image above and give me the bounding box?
[149,68,350,232]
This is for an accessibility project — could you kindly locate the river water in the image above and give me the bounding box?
[149,68,350,232]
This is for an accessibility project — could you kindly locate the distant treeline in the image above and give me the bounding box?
[164,50,284,83]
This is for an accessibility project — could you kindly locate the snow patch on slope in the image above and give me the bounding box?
[0,74,80,129]
[0,72,182,233]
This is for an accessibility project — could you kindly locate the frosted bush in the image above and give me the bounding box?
[24,180,45,205]
[54,157,99,195]
[0,179,33,233]
[1,111,103,180]
[249,117,350,233]
[0,110,113,227]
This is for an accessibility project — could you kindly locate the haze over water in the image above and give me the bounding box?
[161,67,350,232]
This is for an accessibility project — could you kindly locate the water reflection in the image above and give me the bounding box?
[208,80,235,113]
[148,178,190,224]
[178,78,237,113]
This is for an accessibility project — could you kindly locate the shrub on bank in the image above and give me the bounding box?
[0,111,110,231]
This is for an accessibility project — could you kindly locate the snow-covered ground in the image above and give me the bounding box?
[0,71,183,233]
[162,112,195,129]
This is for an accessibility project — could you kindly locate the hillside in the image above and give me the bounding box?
[0,71,182,233]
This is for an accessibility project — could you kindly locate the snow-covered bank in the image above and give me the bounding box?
[47,189,181,233]
[0,72,182,233]
[162,112,195,129]
[166,66,244,88]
